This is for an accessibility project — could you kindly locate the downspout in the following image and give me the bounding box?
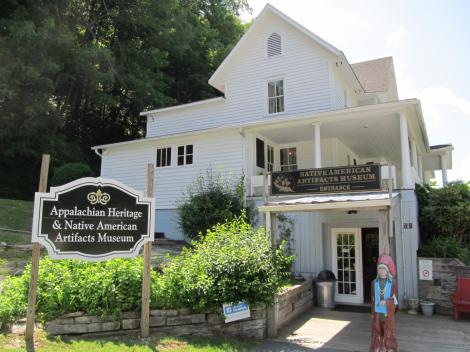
[238,128,247,207]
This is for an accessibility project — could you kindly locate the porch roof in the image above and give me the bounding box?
[258,192,399,212]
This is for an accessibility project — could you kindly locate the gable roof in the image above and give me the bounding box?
[351,57,393,93]
[209,3,347,93]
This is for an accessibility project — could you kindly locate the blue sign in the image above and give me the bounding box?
[223,301,250,323]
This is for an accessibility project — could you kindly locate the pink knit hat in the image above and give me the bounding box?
[377,254,396,277]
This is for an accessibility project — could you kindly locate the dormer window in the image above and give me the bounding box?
[267,33,282,57]
[268,80,284,114]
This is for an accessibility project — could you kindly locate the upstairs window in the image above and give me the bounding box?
[177,144,193,166]
[156,147,171,167]
[267,33,282,57]
[280,147,297,171]
[268,80,284,114]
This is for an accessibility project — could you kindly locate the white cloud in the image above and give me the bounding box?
[386,26,405,48]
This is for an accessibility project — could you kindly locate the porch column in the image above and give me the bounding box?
[441,155,448,185]
[399,112,412,189]
[313,122,321,168]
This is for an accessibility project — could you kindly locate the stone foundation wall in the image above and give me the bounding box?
[45,306,266,339]
[418,257,470,315]
[267,279,313,337]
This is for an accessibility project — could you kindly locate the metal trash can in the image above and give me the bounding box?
[316,270,336,309]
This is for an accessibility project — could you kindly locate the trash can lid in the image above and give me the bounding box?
[317,270,336,281]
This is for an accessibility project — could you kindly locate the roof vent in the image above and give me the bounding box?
[267,33,282,57]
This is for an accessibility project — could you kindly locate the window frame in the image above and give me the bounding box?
[155,146,172,168]
[266,78,285,116]
[267,144,274,172]
[177,144,194,166]
[280,147,297,171]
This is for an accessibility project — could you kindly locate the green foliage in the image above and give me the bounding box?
[0,273,29,326]
[416,182,470,244]
[0,0,250,200]
[177,170,253,240]
[0,217,294,324]
[0,257,152,325]
[152,214,295,311]
[51,162,94,186]
[419,237,470,265]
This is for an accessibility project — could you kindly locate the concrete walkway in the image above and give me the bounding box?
[254,307,470,352]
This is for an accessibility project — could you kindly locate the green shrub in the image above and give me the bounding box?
[177,170,253,240]
[152,214,295,311]
[0,257,152,325]
[51,162,94,186]
[416,182,470,244]
[0,218,294,324]
[0,274,29,326]
[419,237,470,265]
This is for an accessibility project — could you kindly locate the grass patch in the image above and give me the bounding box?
[0,330,254,351]
[0,199,33,232]
[0,231,30,245]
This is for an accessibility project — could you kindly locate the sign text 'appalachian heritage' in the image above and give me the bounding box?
[32,178,155,261]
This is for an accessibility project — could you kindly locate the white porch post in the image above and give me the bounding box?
[441,155,448,185]
[313,122,321,168]
[399,112,412,189]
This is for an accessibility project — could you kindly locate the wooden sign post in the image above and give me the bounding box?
[26,154,50,341]
[141,164,154,337]
[26,156,155,341]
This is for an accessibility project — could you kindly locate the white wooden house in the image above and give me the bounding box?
[92,4,453,307]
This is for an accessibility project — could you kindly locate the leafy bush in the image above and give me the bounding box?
[152,214,295,311]
[0,257,151,325]
[0,217,294,324]
[177,170,253,240]
[51,162,94,186]
[419,237,470,265]
[416,182,470,244]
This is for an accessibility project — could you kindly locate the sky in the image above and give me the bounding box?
[241,0,470,184]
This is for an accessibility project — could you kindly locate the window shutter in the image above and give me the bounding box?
[256,138,265,169]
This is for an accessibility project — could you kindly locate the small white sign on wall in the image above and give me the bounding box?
[223,301,250,323]
[419,259,433,281]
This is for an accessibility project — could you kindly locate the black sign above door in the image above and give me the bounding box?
[271,164,382,195]
[32,178,155,261]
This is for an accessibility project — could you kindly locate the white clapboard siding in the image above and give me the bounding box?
[286,212,323,276]
[146,11,334,138]
[101,147,154,194]
[101,131,244,210]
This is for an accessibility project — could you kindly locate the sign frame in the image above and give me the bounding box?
[271,164,382,196]
[32,177,155,262]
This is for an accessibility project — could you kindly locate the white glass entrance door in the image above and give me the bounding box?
[331,228,363,304]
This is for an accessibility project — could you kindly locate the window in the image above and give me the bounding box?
[156,147,171,167]
[280,147,297,171]
[267,33,282,57]
[177,144,193,166]
[256,138,265,169]
[267,145,274,172]
[268,80,284,114]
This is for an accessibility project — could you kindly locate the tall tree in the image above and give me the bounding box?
[0,0,249,199]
